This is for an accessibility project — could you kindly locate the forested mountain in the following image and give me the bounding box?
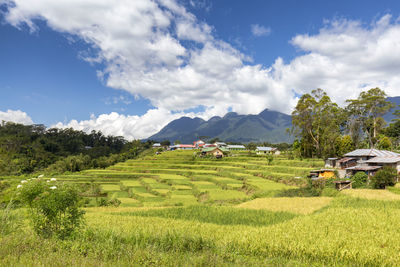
[149,109,293,143]
[384,96,400,122]
[0,122,148,175]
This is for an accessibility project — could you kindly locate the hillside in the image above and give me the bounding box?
[5,151,400,266]
[385,96,400,122]
[149,109,293,143]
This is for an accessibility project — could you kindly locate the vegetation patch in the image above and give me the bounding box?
[341,189,400,201]
[117,205,297,226]
[238,197,333,214]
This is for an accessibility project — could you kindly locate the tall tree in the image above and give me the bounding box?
[292,89,345,158]
[346,88,394,148]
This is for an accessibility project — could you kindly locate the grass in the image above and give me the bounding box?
[341,189,400,201]
[115,205,297,226]
[238,197,333,214]
[14,150,397,265]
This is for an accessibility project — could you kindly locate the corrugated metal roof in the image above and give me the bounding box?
[337,157,356,163]
[176,144,196,148]
[366,157,400,164]
[344,149,400,157]
[346,166,382,171]
[256,146,275,151]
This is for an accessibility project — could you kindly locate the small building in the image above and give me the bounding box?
[203,143,217,148]
[214,142,227,147]
[337,157,358,169]
[152,143,161,148]
[325,158,338,168]
[345,165,382,177]
[333,180,352,191]
[344,149,400,161]
[173,144,196,150]
[193,140,205,148]
[365,157,400,173]
[308,169,335,179]
[201,147,229,158]
[227,145,246,151]
[256,146,278,154]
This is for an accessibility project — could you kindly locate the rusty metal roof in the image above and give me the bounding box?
[344,149,400,157]
[366,157,400,164]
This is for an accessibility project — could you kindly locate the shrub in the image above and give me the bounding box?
[17,179,85,239]
[371,167,398,189]
[352,172,368,188]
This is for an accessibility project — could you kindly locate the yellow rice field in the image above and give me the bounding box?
[341,189,400,201]
[238,197,333,214]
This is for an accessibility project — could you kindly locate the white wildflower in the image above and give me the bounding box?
[50,178,57,182]
[38,174,44,178]
[17,184,22,189]
[21,180,27,184]
[46,180,50,183]
[50,186,57,190]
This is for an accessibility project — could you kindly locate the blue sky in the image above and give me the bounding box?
[1,0,400,139]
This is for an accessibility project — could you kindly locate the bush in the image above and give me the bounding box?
[352,172,368,188]
[371,167,398,189]
[17,178,85,239]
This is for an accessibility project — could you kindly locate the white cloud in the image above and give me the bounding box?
[2,1,400,139]
[0,109,33,125]
[52,107,225,140]
[251,24,271,37]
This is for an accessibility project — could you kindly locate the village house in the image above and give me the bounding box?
[170,144,196,150]
[193,140,205,148]
[308,169,335,179]
[365,157,400,173]
[256,146,279,155]
[201,147,229,158]
[226,144,246,151]
[336,149,400,177]
[325,158,338,168]
[214,142,227,147]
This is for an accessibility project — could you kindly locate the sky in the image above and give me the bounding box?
[1,0,400,140]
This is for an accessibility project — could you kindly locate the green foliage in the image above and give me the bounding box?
[97,197,121,207]
[266,154,274,165]
[118,205,297,226]
[291,89,345,158]
[351,172,368,188]
[335,135,355,157]
[0,122,149,175]
[346,88,394,147]
[377,135,392,150]
[370,166,398,189]
[18,179,85,239]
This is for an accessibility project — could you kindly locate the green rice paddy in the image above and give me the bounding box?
[51,150,314,207]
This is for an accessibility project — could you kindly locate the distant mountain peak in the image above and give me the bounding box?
[148,108,293,144]
[223,112,238,119]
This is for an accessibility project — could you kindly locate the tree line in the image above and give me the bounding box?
[0,122,151,175]
[291,88,400,158]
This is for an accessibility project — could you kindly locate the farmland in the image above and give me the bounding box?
[3,150,400,266]
[49,150,321,207]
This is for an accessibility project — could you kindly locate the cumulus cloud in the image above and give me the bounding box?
[251,24,271,37]
[2,1,400,139]
[0,109,33,125]
[52,107,224,140]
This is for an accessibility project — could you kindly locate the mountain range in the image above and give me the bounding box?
[149,109,293,144]
[384,96,400,122]
[149,96,400,144]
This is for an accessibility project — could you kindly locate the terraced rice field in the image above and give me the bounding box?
[52,150,323,207]
[6,151,400,265]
